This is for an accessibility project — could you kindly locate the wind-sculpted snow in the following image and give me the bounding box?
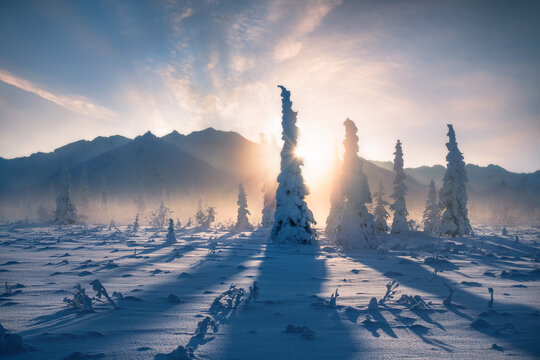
[0,224,539,359]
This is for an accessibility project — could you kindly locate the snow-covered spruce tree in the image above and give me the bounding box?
[422,179,441,234]
[132,213,140,232]
[261,182,276,228]
[373,179,390,233]
[270,85,316,245]
[166,219,176,244]
[335,118,377,249]
[205,207,216,228]
[325,146,345,241]
[390,140,408,234]
[235,183,251,230]
[54,166,78,225]
[438,124,472,236]
[78,165,90,213]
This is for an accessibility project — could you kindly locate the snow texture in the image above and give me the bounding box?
[335,118,377,249]
[270,86,316,245]
[439,124,473,237]
[390,140,409,234]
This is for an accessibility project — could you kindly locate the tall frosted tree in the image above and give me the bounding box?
[260,132,277,228]
[422,179,441,234]
[78,165,90,213]
[235,183,251,230]
[335,118,377,249]
[373,179,390,233]
[439,124,472,236]
[261,182,276,228]
[390,140,408,234]
[54,165,78,225]
[270,85,316,245]
[325,146,344,241]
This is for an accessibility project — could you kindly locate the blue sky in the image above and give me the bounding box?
[0,0,539,173]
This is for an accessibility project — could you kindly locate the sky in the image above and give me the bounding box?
[0,0,539,175]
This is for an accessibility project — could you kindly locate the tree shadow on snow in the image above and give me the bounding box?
[21,238,265,356]
[347,251,540,357]
[215,241,360,360]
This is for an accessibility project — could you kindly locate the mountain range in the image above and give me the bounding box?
[0,128,538,225]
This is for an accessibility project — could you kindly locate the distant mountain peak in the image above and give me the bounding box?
[138,131,157,140]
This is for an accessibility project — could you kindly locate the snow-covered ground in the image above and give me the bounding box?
[0,224,539,359]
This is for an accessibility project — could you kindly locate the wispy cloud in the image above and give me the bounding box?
[0,69,115,119]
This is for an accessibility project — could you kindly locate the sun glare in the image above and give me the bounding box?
[295,133,334,187]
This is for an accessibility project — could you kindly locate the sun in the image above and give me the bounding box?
[294,133,334,187]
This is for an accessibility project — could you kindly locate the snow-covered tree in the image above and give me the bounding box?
[166,218,176,244]
[325,146,345,241]
[390,140,408,234]
[270,86,316,245]
[78,166,90,213]
[196,207,216,229]
[149,201,172,230]
[422,179,441,234]
[439,124,472,236]
[373,179,390,233]
[54,166,78,225]
[335,118,377,249]
[261,182,276,228]
[132,213,140,232]
[235,183,251,230]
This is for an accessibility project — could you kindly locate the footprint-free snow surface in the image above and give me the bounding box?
[1,224,539,359]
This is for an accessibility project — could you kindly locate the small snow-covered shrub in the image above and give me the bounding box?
[245,281,259,305]
[63,284,93,312]
[397,294,430,310]
[193,316,218,338]
[379,280,399,305]
[63,280,117,311]
[90,279,117,309]
[209,284,245,321]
